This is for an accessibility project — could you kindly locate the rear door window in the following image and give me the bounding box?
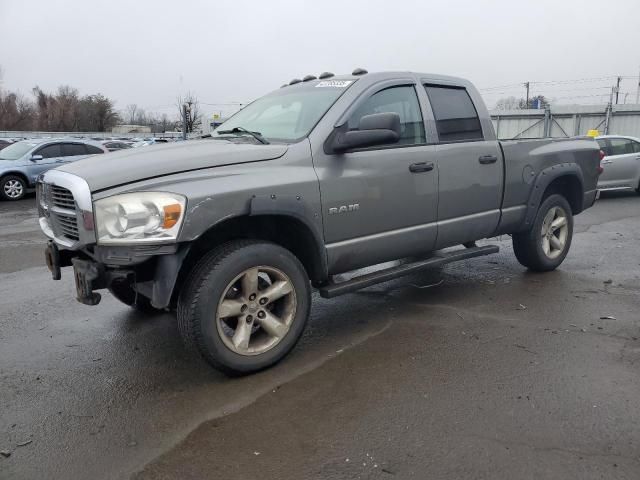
[424,85,483,142]
[86,144,105,154]
[608,138,634,156]
[61,143,88,156]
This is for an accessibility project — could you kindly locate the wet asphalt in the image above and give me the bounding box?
[1,192,639,480]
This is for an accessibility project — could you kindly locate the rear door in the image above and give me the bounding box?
[598,137,640,189]
[422,84,503,248]
[60,143,89,164]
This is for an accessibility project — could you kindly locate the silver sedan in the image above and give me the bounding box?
[596,135,640,193]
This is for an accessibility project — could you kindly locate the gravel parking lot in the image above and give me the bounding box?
[1,193,640,479]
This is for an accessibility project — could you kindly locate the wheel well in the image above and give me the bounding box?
[542,175,582,214]
[1,171,29,186]
[170,215,327,306]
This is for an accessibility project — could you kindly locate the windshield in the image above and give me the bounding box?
[212,81,354,143]
[0,141,37,160]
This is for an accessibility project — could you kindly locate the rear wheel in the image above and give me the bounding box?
[513,194,573,272]
[177,240,311,375]
[1,175,27,201]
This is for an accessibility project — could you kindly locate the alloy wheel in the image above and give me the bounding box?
[540,206,569,259]
[216,266,296,356]
[3,179,24,199]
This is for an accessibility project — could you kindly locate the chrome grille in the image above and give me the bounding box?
[37,170,94,249]
[50,185,76,210]
[40,183,80,242]
[55,212,80,241]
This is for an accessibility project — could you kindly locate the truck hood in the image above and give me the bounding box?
[56,140,288,191]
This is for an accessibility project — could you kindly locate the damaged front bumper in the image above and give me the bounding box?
[45,241,189,308]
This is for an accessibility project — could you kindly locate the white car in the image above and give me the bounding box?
[596,135,640,193]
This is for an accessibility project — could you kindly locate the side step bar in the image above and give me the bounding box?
[318,244,499,299]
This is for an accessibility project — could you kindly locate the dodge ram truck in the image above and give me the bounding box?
[37,70,601,374]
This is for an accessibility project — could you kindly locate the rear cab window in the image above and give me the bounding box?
[423,85,483,142]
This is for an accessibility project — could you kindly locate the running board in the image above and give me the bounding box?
[318,244,499,299]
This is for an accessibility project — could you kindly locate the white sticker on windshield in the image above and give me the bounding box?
[315,80,353,88]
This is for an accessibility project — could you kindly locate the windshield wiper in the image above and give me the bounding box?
[216,127,270,144]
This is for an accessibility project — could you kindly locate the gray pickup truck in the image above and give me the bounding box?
[38,70,601,374]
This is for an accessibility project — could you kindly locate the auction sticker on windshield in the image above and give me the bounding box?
[315,80,353,88]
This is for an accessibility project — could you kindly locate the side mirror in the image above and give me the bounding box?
[30,154,43,161]
[332,112,401,153]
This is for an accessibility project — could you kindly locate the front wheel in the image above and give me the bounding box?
[1,175,27,201]
[512,194,574,272]
[177,240,311,375]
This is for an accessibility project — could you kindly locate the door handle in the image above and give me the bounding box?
[478,155,498,164]
[601,160,613,164]
[409,162,434,173]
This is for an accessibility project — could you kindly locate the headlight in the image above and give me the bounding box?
[94,192,186,244]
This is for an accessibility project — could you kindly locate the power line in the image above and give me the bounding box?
[480,75,639,92]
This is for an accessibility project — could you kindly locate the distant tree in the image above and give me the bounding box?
[494,96,521,110]
[159,113,176,133]
[0,91,36,130]
[494,94,550,110]
[78,94,119,131]
[176,92,202,133]
[125,104,139,124]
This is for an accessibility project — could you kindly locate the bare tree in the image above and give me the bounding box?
[176,92,202,133]
[125,104,139,124]
[0,91,36,130]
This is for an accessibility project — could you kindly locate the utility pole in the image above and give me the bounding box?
[604,86,614,134]
[182,103,189,140]
[615,76,622,104]
[636,65,640,104]
[524,82,530,108]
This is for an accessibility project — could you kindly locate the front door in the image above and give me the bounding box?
[314,84,439,274]
[422,84,503,248]
[27,143,63,184]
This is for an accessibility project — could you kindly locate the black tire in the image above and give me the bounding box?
[512,194,574,272]
[0,175,27,201]
[177,240,311,375]
[108,280,160,313]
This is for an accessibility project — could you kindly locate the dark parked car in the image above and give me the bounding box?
[0,139,14,151]
[102,141,133,152]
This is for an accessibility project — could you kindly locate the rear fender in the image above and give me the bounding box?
[521,163,584,230]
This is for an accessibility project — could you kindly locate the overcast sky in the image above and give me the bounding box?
[1,0,639,119]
